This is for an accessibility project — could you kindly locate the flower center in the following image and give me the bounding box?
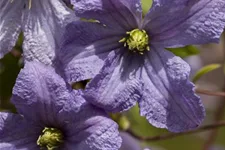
[119,29,150,55]
[37,127,64,150]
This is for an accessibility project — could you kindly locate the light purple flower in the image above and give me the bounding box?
[0,62,121,150]
[60,0,225,132]
[0,0,76,65]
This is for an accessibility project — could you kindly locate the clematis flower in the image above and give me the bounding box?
[60,0,225,132]
[0,62,121,150]
[0,0,76,65]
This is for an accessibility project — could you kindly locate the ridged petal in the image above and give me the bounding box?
[144,0,225,47]
[0,0,22,58]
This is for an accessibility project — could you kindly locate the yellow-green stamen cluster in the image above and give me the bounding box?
[119,29,150,55]
[37,127,64,150]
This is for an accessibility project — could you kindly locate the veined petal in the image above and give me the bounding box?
[11,61,73,125]
[62,102,122,150]
[60,21,123,83]
[84,50,143,112]
[10,61,121,149]
[0,0,22,58]
[139,47,205,132]
[22,0,76,65]
[71,0,142,30]
[0,112,41,150]
[144,0,225,47]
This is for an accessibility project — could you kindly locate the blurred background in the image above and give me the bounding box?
[0,0,225,150]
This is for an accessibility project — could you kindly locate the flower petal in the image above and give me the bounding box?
[10,61,121,149]
[71,0,142,30]
[0,112,41,150]
[139,47,205,132]
[11,61,73,125]
[59,21,123,83]
[22,0,76,65]
[144,0,225,47]
[63,102,122,150]
[0,0,22,58]
[84,50,143,112]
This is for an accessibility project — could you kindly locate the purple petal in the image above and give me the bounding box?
[62,101,122,150]
[139,47,205,132]
[59,21,123,83]
[84,50,143,112]
[0,112,41,150]
[0,0,22,58]
[144,0,225,47]
[22,0,76,65]
[71,0,142,30]
[10,61,122,149]
[11,61,74,125]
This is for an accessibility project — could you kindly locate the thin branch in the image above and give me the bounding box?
[195,88,225,97]
[127,121,225,141]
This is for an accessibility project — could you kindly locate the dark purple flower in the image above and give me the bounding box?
[59,0,225,132]
[0,62,121,150]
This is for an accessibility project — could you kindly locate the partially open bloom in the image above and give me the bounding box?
[0,62,121,150]
[0,0,76,65]
[60,0,225,132]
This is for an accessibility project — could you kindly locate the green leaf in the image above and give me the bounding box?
[167,45,200,58]
[192,64,221,83]
[141,0,153,15]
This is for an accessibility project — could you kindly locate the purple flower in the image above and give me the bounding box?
[0,0,76,65]
[0,62,121,150]
[59,0,225,132]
